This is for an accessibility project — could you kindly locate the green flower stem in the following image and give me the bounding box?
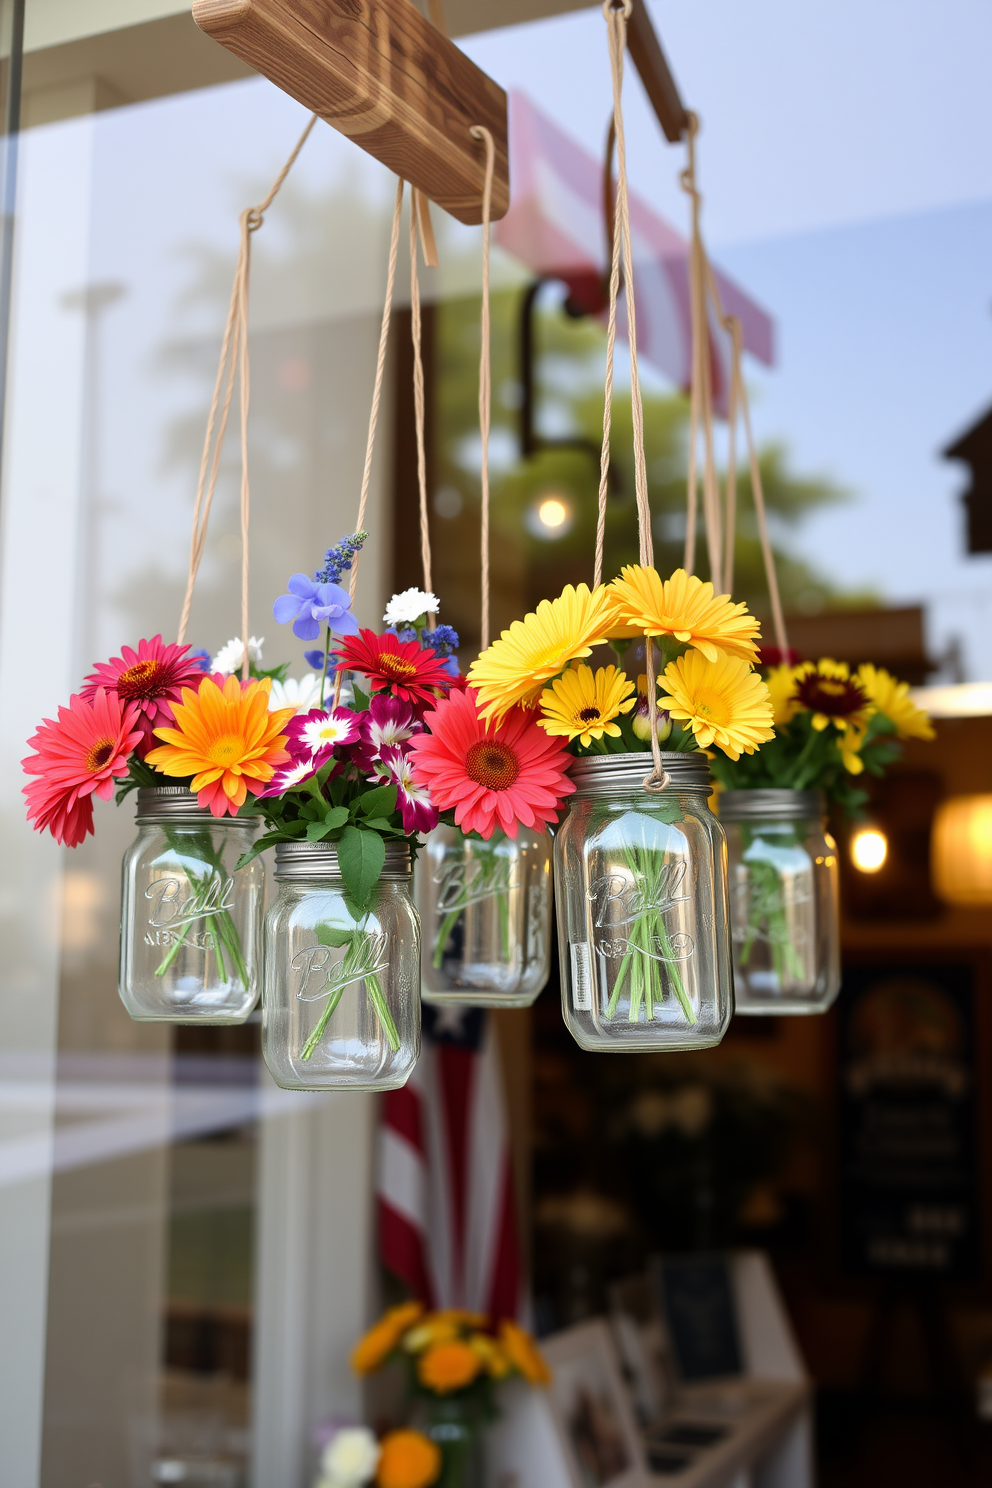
[300,927,400,1060]
[319,622,332,706]
[433,905,465,968]
[431,835,513,968]
[300,982,348,1061]
[152,830,250,987]
[604,835,695,1024]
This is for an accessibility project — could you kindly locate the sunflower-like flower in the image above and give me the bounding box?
[856,663,935,741]
[469,1332,513,1380]
[350,1301,424,1375]
[538,663,635,747]
[145,675,295,816]
[658,650,775,760]
[417,1340,481,1394]
[763,663,803,727]
[793,659,869,732]
[499,1319,551,1385]
[607,566,761,663]
[838,723,867,775]
[468,583,617,719]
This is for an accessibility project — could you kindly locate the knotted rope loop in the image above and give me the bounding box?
[177,112,319,679]
[598,2,668,793]
[470,124,495,651]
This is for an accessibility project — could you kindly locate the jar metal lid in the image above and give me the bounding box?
[718,788,824,822]
[567,751,712,796]
[274,839,412,881]
[136,785,215,821]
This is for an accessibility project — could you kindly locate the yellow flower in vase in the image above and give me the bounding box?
[659,650,775,760]
[498,1319,552,1385]
[350,1300,425,1374]
[468,583,617,719]
[838,723,867,775]
[539,663,635,747]
[764,663,804,727]
[792,658,870,732]
[607,566,761,663]
[856,663,935,740]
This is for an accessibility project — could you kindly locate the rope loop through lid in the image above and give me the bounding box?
[469,123,495,650]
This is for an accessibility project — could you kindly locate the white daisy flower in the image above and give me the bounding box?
[268,672,325,713]
[319,1427,380,1486]
[383,588,440,627]
[298,708,360,757]
[211,635,264,675]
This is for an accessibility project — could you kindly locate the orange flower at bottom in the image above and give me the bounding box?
[351,1301,425,1375]
[417,1340,481,1394]
[376,1430,441,1488]
[146,674,294,817]
[499,1319,552,1385]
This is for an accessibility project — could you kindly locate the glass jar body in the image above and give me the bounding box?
[554,754,732,1052]
[262,843,420,1091]
[723,790,840,1014]
[416,824,552,1007]
[119,790,262,1024]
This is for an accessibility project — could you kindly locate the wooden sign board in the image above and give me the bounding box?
[192,0,509,225]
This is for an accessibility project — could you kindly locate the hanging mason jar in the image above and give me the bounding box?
[262,840,420,1091]
[416,824,552,1007]
[119,786,263,1023]
[721,789,840,1015]
[554,753,732,1052]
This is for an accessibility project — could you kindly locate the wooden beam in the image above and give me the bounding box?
[626,0,688,143]
[192,0,509,225]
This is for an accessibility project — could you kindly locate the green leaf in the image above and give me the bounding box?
[362,817,395,833]
[336,824,385,910]
[324,805,350,831]
[360,783,397,818]
[316,921,354,949]
[351,684,371,712]
[306,820,334,841]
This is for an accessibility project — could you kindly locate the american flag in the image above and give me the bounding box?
[376,1006,523,1319]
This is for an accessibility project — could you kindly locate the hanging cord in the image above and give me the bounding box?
[330,176,406,709]
[470,124,495,650]
[679,112,721,584]
[600,0,667,793]
[177,113,319,679]
[409,201,435,614]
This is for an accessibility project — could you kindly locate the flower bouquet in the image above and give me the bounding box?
[708,656,934,1012]
[449,566,775,1049]
[350,1303,550,1488]
[314,1424,442,1488]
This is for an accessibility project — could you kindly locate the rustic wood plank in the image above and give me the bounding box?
[192,0,509,224]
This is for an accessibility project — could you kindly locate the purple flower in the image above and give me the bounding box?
[273,574,359,642]
[257,755,326,798]
[287,706,362,763]
[374,746,437,835]
[189,648,212,672]
[304,649,326,670]
[348,693,423,773]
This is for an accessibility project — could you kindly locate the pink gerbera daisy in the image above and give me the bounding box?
[408,686,575,841]
[23,688,143,846]
[82,636,206,757]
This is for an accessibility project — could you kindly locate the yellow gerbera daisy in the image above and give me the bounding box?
[607,565,761,663]
[764,663,803,727]
[856,663,935,741]
[539,663,635,747]
[498,1319,551,1385]
[146,674,294,815]
[838,723,866,775]
[793,659,870,732]
[468,583,617,720]
[658,650,775,760]
[350,1301,424,1374]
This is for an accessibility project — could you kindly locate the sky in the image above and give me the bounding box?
[461,0,992,678]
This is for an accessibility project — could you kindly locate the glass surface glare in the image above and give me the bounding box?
[722,789,841,1016]
[119,789,262,1023]
[263,842,420,1090]
[554,754,733,1051]
[417,824,552,1007]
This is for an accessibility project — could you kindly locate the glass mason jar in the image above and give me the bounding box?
[721,788,840,1015]
[554,753,733,1052]
[262,840,420,1091]
[416,824,552,1007]
[119,786,263,1023]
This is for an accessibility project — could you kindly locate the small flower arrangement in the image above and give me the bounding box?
[707,655,935,811]
[350,1303,550,1488]
[314,1424,442,1488]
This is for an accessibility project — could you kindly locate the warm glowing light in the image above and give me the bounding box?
[538,498,567,529]
[931,794,992,905]
[851,828,888,873]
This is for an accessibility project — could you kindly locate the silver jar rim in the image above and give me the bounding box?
[718,788,824,822]
[136,785,216,821]
[567,751,712,796]
[274,839,412,881]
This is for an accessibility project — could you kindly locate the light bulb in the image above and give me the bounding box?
[851,827,888,874]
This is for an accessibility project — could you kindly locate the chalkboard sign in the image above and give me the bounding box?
[838,958,983,1280]
[655,1256,742,1382]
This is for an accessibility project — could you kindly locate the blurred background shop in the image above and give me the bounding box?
[1,3,991,1487]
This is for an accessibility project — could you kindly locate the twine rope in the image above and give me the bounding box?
[177,114,318,678]
[470,124,495,651]
[600,1,667,793]
[409,201,434,609]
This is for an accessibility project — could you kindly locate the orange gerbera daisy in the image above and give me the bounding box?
[351,1301,424,1374]
[498,1319,551,1385]
[376,1429,441,1488]
[145,675,294,817]
[417,1340,481,1394]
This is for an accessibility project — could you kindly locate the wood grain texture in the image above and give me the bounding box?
[192,0,509,224]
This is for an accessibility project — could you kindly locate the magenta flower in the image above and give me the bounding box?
[287,706,361,763]
[374,746,437,835]
[82,636,205,757]
[349,693,423,773]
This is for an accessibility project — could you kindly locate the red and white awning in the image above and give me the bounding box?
[496,92,775,407]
